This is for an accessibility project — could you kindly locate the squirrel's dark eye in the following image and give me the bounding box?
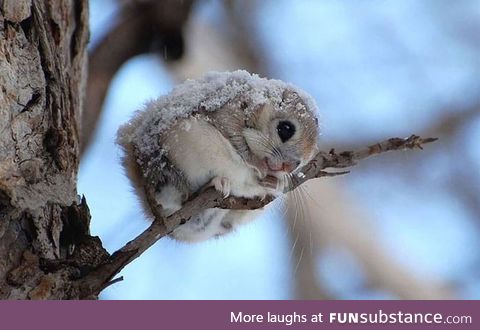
[277,120,296,142]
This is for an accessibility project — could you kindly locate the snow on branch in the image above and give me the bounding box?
[78,134,437,297]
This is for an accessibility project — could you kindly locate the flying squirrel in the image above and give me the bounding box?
[117,70,320,242]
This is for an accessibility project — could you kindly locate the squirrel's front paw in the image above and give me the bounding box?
[210,176,231,198]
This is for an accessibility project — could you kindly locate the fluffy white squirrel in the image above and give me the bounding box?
[117,70,320,242]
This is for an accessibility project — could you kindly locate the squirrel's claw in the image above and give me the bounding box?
[210,176,231,198]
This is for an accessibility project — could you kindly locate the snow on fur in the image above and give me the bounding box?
[117,70,318,172]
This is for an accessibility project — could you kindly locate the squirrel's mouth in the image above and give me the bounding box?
[263,157,298,176]
[246,155,299,180]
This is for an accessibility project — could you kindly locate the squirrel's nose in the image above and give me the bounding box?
[266,158,300,173]
[282,160,300,173]
[281,163,291,172]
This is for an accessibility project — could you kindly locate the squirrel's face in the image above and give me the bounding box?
[243,95,319,179]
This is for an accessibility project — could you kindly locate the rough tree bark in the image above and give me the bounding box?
[0,0,110,299]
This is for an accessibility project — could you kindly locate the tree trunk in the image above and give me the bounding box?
[0,0,107,299]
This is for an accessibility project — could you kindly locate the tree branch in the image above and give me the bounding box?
[77,134,437,297]
[81,0,194,157]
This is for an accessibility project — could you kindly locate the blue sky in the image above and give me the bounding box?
[81,0,480,299]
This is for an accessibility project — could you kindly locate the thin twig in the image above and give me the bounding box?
[78,134,437,297]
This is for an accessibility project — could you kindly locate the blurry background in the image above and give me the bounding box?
[79,0,480,299]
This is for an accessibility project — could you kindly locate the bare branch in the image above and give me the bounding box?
[81,0,194,157]
[77,134,437,297]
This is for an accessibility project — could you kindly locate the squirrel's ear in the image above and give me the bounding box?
[253,103,274,130]
[244,102,274,130]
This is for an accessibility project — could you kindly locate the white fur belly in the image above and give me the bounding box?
[163,117,268,198]
[170,208,263,242]
[158,117,269,243]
